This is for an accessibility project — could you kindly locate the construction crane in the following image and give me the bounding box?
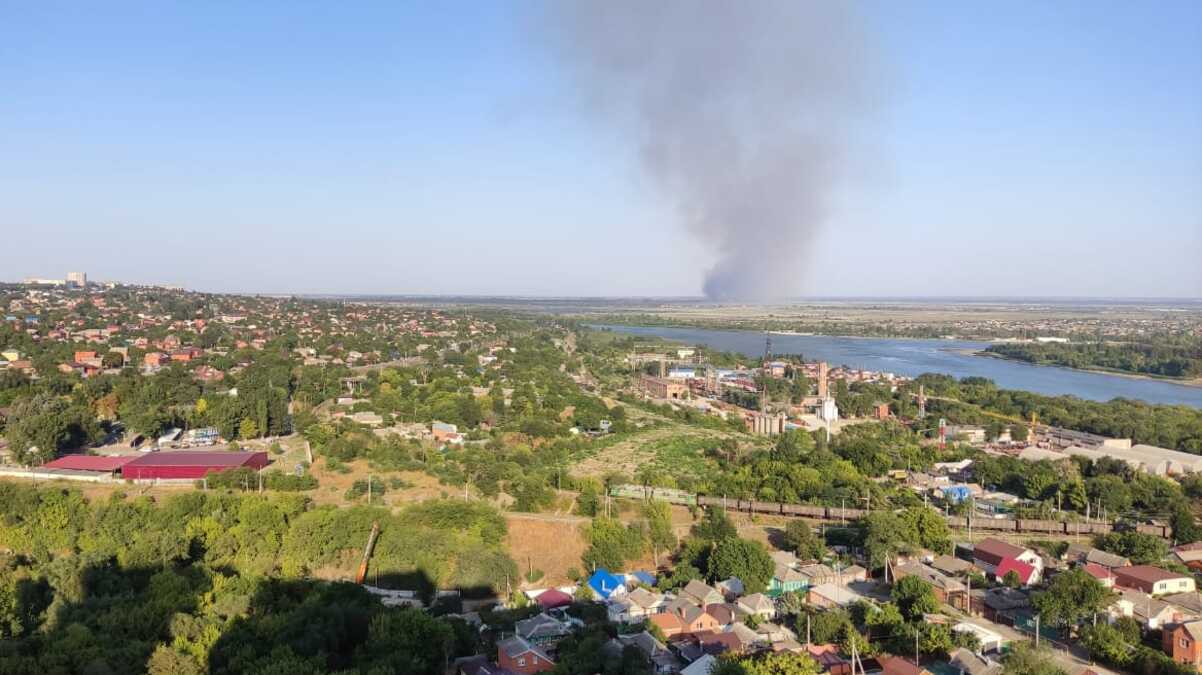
[355,521,381,585]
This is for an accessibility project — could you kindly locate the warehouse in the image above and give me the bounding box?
[120,451,269,480]
[43,454,137,475]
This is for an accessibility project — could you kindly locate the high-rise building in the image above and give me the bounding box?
[66,271,87,287]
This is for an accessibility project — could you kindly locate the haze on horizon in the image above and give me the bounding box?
[2,1,1200,299]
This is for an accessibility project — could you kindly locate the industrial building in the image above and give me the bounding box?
[120,451,269,480]
[1062,443,1202,476]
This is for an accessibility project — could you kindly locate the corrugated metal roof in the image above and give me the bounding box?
[123,451,267,468]
[43,454,137,471]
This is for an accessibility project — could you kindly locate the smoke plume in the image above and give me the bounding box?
[545,0,871,300]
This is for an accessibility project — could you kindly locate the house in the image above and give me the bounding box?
[1081,563,1116,588]
[515,613,571,647]
[952,622,1007,653]
[1113,565,1196,596]
[736,593,776,620]
[770,563,808,596]
[995,557,1039,587]
[947,648,1003,675]
[930,555,977,577]
[497,636,554,675]
[807,583,870,609]
[454,655,514,675]
[1065,544,1130,569]
[879,656,932,675]
[973,538,1043,584]
[715,577,744,599]
[892,561,968,607]
[1164,592,1202,617]
[650,604,723,637]
[1164,621,1202,666]
[804,644,852,675]
[680,654,717,675]
[534,588,573,611]
[1111,589,1189,631]
[1173,543,1202,571]
[971,587,1030,622]
[680,580,724,607]
[588,569,628,600]
[607,587,666,623]
[602,631,680,674]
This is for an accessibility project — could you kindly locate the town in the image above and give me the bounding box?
[2,276,1202,675]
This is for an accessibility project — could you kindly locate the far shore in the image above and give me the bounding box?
[972,349,1202,389]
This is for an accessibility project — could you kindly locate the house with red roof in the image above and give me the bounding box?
[1114,566,1197,596]
[973,538,1043,584]
[534,588,572,610]
[1081,563,1116,588]
[996,557,1039,587]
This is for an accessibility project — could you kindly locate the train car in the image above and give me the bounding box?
[751,500,782,515]
[1017,519,1064,534]
[696,495,719,508]
[1135,523,1170,538]
[973,518,1017,532]
[780,503,825,517]
[944,515,970,530]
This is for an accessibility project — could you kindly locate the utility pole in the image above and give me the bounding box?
[806,614,811,646]
[1034,614,1040,649]
[915,627,920,665]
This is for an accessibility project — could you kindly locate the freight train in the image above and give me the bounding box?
[629,490,1170,538]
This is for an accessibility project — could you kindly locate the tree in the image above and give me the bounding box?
[891,576,938,622]
[714,651,821,675]
[1032,568,1115,635]
[1001,642,1065,675]
[693,507,738,542]
[1002,570,1022,589]
[709,538,774,594]
[642,500,677,566]
[1093,532,1168,565]
[1080,622,1135,668]
[582,517,645,572]
[782,520,824,561]
[238,417,258,440]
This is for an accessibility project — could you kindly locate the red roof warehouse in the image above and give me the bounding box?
[121,451,269,480]
[43,455,138,472]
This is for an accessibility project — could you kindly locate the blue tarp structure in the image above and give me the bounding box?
[587,569,626,599]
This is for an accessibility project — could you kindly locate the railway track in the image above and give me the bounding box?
[612,487,1170,539]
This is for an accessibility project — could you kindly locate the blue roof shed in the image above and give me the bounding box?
[587,569,626,599]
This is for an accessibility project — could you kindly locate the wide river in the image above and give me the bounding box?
[593,324,1202,408]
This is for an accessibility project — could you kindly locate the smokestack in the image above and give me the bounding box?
[544,0,874,300]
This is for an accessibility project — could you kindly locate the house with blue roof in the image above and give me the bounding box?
[627,570,656,587]
[587,569,627,600]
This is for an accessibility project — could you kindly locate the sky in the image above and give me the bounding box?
[2,1,1200,298]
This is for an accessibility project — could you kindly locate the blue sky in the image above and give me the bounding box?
[2,1,1199,297]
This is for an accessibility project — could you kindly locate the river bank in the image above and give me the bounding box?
[592,324,1202,407]
[973,349,1202,389]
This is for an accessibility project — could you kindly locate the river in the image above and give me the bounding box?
[592,324,1202,408]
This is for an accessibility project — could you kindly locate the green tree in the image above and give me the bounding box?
[238,417,258,440]
[1031,568,1115,635]
[582,517,645,572]
[713,651,821,675]
[709,538,774,594]
[782,520,824,561]
[692,507,738,542]
[1001,642,1065,675]
[642,500,677,566]
[892,575,938,621]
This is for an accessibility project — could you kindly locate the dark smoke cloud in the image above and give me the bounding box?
[544,0,872,300]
